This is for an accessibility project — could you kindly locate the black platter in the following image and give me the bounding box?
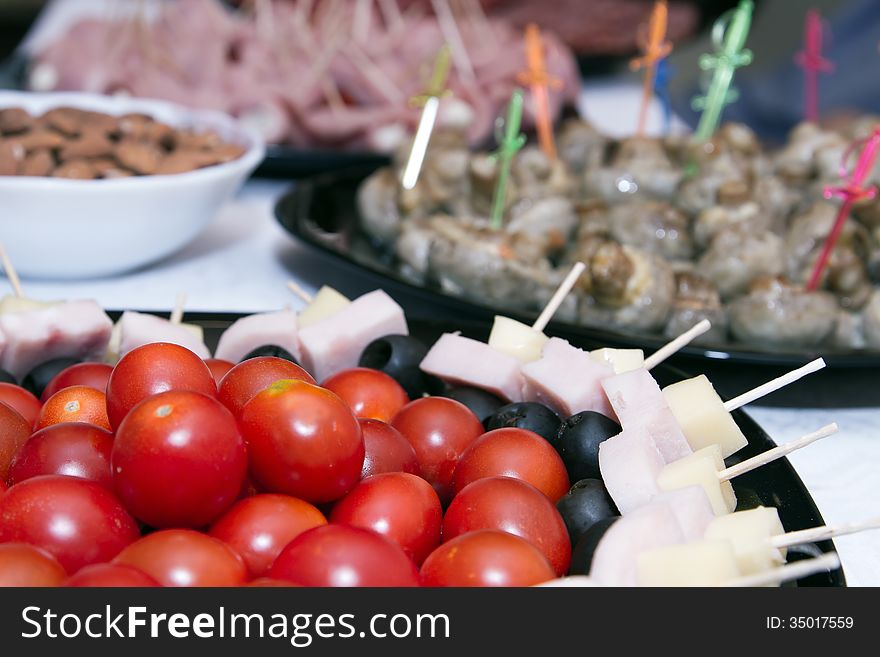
[274,167,880,409]
[179,311,843,587]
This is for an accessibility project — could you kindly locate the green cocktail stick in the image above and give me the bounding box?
[489,89,527,230]
[692,0,754,142]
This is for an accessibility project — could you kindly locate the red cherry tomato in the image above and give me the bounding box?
[420,530,555,587]
[0,383,40,427]
[443,476,571,576]
[0,475,139,573]
[41,362,113,402]
[0,543,67,586]
[209,494,327,578]
[239,380,363,503]
[35,385,111,431]
[204,358,236,385]
[322,368,409,422]
[359,418,420,479]
[330,472,441,565]
[112,390,247,528]
[8,422,113,488]
[391,397,483,504]
[0,401,31,482]
[106,342,217,430]
[217,357,315,417]
[64,563,160,587]
[113,529,247,587]
[453,428,570,502]
[269,525,418,587]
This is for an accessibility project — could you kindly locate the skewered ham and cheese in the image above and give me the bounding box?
[214,310,300,363]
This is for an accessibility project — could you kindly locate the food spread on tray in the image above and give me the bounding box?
[24,0,579,151]
[356,114,880,352]
[0,105,247,178]
[0,259,867,587]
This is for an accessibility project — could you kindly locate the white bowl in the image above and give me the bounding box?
[0,91,265,279]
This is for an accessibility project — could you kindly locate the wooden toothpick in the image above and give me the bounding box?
[0,242,23,298]
[532,262,586,333]
[717,423,838,481]
[644,319,711,371]
[169,292,187,325]
[723,358,826,412]
[287,280,314,304]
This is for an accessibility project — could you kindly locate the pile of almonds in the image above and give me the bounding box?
[0,106,247,179]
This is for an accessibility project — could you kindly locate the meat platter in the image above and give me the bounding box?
[163,311,845,587]
[276,166,880,408]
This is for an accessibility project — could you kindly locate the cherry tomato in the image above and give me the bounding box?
[35,385,111,431]
[239,380,363,503]
[443,476,571,575]
[453,428,570,502]
[391,397,483,504]
[359,418,420,479]
[106,342,217,430]
[269,525,418,587]
[322,368,409,422]
[209,494,327,578]
[8,422,113,488]
[41,362,113,402]
[0,543,67,586]
[420,530,555,587]
[112,390,247,528]
[204,358,235,385]
[0,475,139,573]
[0,382,41,427]
[113,529,247,587]
[217,357,315,417]
[64,563,160,587]
[330,472,441,565]
[0,401,31,482]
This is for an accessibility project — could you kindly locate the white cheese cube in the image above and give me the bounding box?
[656,445,736,516]
[589,348,645,374]
[488,316,548,363]
[298,286,350,328]
[663,375,748,458]
[637,540,741,586]
[704,506,786,575]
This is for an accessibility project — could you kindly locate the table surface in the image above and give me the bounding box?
[14,178,879,587]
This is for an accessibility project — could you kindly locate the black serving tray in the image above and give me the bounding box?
[171,310,842,587]
[274,167,880,409]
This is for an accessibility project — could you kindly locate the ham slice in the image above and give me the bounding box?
[597,429,664,514]
[600,369,692,463]
[650,486,716,542]
[215,310,299,363]
[0,300,113,379]
[115,311,211,360]
[420,332,524,402]
[521,337,615,418]
[590,503,685,586]
[298,290,407,382]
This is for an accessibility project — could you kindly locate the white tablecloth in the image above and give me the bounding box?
[13,178,879,587]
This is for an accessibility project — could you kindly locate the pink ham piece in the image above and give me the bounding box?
[298,290,407,382]
[0,300,112,379]
[116,311,211,360]
[589,503,685,586]
[597,429,664,514]
[214,310,299,363]
[600,369,692,463]
[419,332,524,402]
[521,337,615,419]
[650,486,716,542]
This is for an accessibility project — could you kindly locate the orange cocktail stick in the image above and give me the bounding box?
[517,24,562,160]
[630,0,672,137]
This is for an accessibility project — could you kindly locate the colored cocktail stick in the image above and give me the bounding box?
[630,1,672,137]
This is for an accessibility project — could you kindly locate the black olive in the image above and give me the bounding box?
[569,516,619,575]
[241,345,299,365]
[556,478,619,546]
[555,411,621,481]
[21,357,81,398]
[359,334,443,399]
[486,402,562,444]
[0,369,16,385]
[445,387,506,424]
